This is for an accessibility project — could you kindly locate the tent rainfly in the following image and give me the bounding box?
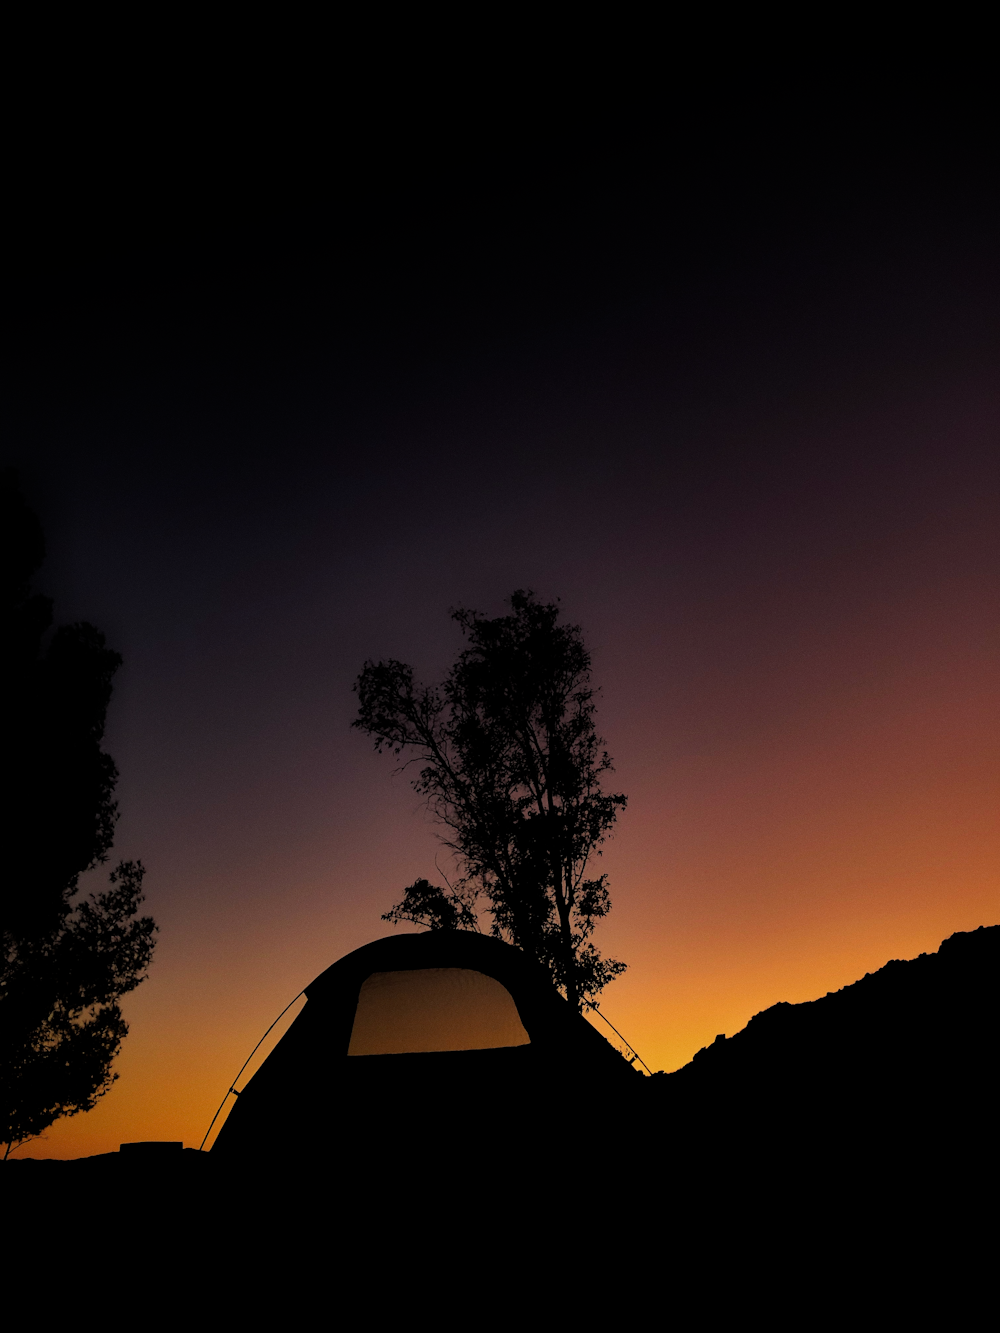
[212,931,639,1158]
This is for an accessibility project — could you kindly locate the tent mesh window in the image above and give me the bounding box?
[347,968,531,1055]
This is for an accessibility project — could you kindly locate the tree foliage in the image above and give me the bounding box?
[353,591,627,1010]
[381,877,480,934]
[0,472,157,1158]
[1,862,157,1157]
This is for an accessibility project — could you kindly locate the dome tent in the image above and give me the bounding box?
[212,931,639,1160]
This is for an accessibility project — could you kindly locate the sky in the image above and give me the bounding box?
[5,134,999,1156]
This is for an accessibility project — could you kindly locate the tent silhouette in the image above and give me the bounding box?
[213,931,638,1159]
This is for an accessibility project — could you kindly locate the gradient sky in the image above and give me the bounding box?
[5,147,998,1155]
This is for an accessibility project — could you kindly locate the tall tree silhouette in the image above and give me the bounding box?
[0,472,156,1158]
[354,591,627,1010]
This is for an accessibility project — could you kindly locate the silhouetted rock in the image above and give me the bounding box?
[648,925,999,1170]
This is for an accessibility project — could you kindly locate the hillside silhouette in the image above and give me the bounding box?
[653,925,997,1150]
[5,926,996,1310]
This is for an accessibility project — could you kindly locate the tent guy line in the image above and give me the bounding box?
[198,989,306,1151]
[589,1008,654,1075]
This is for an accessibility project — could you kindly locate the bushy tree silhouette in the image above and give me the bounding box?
[354,591,627,1010]
[0,473,156,1158]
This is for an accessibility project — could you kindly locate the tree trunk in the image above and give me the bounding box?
[553,859,579,1010]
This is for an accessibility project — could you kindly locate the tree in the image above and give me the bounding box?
[0,472,157,1158]
[353,590,627,1011]
[381,877,479,934]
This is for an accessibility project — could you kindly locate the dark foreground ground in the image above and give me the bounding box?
[4,926,996,1315]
